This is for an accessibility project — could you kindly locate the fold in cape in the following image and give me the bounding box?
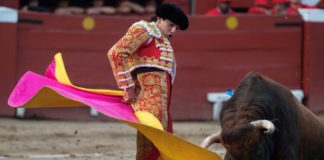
[8,53,222,160]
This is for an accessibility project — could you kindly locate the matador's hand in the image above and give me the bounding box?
[123,86,136,103]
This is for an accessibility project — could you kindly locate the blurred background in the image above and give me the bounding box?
[1,0,324,121]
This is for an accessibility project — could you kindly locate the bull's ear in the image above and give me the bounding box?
[250,120,275,134]
[200,131,221,148]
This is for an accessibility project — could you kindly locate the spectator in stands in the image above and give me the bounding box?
[287,0,316,14]
[54,0,85,15]
[272,0,290,15]
[117,0,145,14]
[248,0,272,15]
[117,0,162,14]
[21,0,51,12]
[86,0,116,15]
[144,0,162,13]
[107,3,188,160]
[205,0,235,16]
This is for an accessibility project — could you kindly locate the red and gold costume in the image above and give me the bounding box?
[108,20,176,90]
[107,20,175,160]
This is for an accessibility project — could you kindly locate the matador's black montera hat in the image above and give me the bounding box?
[155,3,189,30]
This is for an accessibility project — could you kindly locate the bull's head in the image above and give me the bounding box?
[200,72,300,160]
[201,120,275,160]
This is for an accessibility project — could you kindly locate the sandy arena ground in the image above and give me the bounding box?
[0,118,226,160]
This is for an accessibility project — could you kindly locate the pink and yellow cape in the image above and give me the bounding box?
[8,53,222,160]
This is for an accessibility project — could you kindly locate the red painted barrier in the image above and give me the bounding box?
[172,15,303,119]
[303,22,324,112]
[0,0,19,9]
[318,0,324,8]
[5,12,303,120]
[0,15,18,117]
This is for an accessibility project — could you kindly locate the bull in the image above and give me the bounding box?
[201,72,324,160]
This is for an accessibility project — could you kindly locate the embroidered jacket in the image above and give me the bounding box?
[108,20,176,89]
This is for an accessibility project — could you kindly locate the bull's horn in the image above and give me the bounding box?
[200,131,221,148]
[250,120,275,134]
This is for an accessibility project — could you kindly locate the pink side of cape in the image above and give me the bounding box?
[8,58,138,123]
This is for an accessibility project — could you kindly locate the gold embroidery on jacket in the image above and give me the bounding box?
[108,20,176,89]
[108,24,150,89]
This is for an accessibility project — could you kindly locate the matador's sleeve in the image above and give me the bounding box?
[107,24,150,89]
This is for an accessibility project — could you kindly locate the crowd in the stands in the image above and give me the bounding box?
[20,0,162,15]
[205,0,317,16]
[20,0,318,16]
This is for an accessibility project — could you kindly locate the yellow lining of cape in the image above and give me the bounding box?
[15,53,223,159]
[55,53,163,130]
[135,111,164,131]
[54,53,124,97]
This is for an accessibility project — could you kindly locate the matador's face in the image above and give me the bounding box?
[156,18,179,39]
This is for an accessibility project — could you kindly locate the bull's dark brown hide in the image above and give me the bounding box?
[218,72,324,160]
